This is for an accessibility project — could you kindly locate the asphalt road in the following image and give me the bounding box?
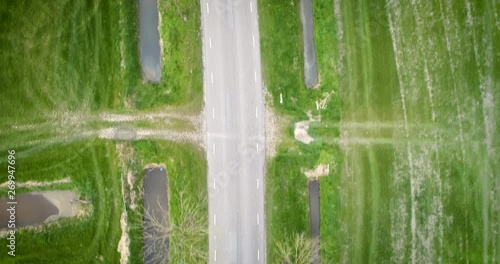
[200,0,266,263]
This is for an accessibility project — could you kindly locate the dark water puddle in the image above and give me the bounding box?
[143,167,169,264]
[300,0,319,88]
[309,179,321,263]
[138,0,162,83]
[0,194,58,228]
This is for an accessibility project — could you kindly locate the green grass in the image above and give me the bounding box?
[127,141,208,264]
[0,0,124,120]
[258,0,341,262]
[258,0,340,120]
[0,0,207,262]
[0,140,122,264]
[127,1,203,112]
[331,0,500,262]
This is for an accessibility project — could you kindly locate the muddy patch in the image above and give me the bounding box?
[294,111,319,145]
[0,191,81,228]
[304,164,330,179]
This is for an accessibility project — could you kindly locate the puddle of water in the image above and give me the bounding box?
[138,0,162,83]
[308,180,321,263]
[0,194,58,228]
[143,167,169,263]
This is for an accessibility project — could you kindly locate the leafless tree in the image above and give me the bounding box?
[275,233,320,264]
[141,190,208,263]
[169,190,208,263]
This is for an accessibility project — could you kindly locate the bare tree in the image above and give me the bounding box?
[141,190,208,264]
[143,198,170,263]
[169,190,208,263]
[275,233,320,264]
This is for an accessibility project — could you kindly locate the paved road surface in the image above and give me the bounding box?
[200,0,266,263]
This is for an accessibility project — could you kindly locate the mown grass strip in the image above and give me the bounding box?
[128,1,203,112]
[0,141,121,263]
[258,0,340,262]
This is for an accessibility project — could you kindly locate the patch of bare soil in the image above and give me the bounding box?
[294,111,318,144]
[144,163,167,170]
[0,177,70,188]
[294,121,314,144]
[41,191,86,221]
[304,164,330,180]
[263,85,289,159]
[118,212,130,264]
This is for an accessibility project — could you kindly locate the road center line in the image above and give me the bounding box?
[250,1,253,12]
[206,2,209,14]
[211,72,214,84]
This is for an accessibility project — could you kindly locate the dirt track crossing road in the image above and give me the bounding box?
[200,0,266,263]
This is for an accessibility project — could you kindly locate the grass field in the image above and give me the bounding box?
[0,141,122,264]
[0,0,206,262]
[331,0,500,262]
[259,0,499,262]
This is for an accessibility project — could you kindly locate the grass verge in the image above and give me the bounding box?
[127,141,208,263]
[258,0,340,262]
[127,1,203,112]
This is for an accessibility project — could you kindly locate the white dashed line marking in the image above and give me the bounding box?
[256,143,259,153]
[209,37,212,48]
[213,178,216,189]
[258,249,260,260]
[214,249,217,261]
[252,36,255,47]
[214,214,217,225]
[211,72,214,84]
[213,143,216,154]
[257,214,259,225]
[254,71,257,82]
[257,178,259,189]
[250,1,253,12]
[255,107,258,118]
[207,2,210,14]
[212,107,215,119]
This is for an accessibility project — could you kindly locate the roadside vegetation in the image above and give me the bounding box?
[0,0,207,263]
[126,0,203,112]
[126,141,208,263]
[258,0,340,262]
